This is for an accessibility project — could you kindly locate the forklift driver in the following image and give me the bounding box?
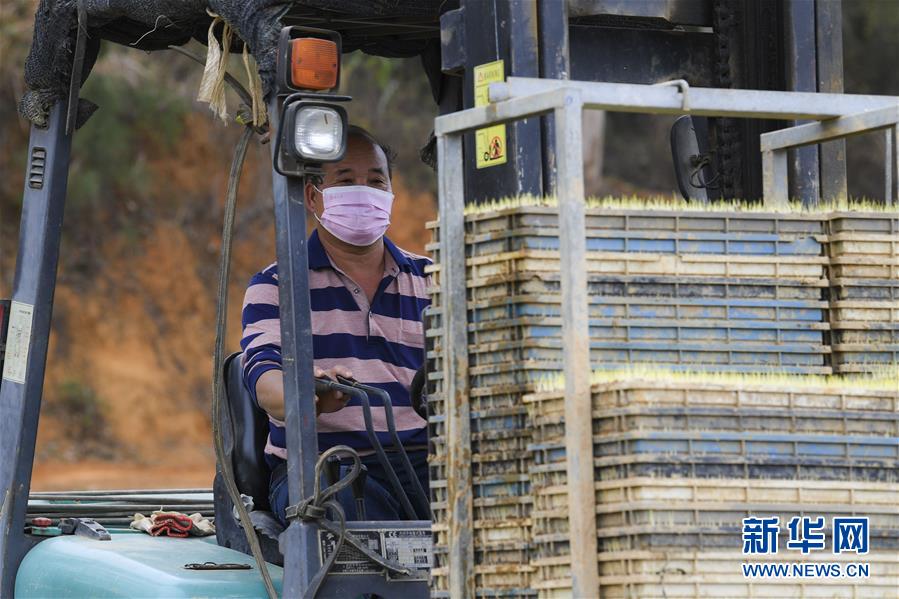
[240,126,431,526]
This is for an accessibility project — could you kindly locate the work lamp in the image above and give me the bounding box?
[274,99,348,177]
[292,104,345,161]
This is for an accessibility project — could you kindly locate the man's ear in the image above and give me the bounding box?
[304,179,318,213]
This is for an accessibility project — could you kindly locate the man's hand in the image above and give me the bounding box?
[255,365,354,421]
[314,365,354,416]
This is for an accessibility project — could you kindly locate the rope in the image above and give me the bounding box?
[285,446,414,599]
[211,124,278,599]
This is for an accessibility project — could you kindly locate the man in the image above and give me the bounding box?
[240,126,431,525]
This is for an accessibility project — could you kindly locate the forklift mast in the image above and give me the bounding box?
[439,0,845,205]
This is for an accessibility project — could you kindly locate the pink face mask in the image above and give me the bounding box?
[314,185,394,247]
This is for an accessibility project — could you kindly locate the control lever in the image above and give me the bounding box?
[314,375,417,520]
[336,375,431,521]
[58,517,111,541]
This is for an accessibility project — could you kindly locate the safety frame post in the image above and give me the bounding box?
[269,96,324,598]
[0,103,72,598]
[554,88,600,597]
[437,131,474,598]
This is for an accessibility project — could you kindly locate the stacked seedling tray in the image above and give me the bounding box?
[428,205,832,374]
[522,374,899,598]
[826,213,899,374]
[427,306,536,597]
[425,199,898,597]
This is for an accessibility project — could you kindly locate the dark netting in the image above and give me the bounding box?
[19,0,449,128]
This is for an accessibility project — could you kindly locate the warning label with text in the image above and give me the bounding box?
[319,527,431,580]
[2,301,34,384]
[474,59,507,169]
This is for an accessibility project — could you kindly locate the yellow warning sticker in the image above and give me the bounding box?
[474,60,507,169]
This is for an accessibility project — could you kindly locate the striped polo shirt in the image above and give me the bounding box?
[240,229,431,467]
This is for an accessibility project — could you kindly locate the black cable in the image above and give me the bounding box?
[211,124,278,599]
[286,445,412,599]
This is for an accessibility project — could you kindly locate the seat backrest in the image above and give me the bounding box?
[222,352,273,511]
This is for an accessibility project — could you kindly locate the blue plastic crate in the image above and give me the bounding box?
[529,432,899,465]
[579,405,899,437]
[829,278,899,301]
[828,213,899,235]
[443,274,829,302]
[529,451,899,484]
[457,317,829,345]
[590,523,899,551]
[831,322,899,345]
[430,472,530,501]
[450,340,829,368]
[832,347,899,364]
[428,359,833,389]
[454,229,824,257]
[594,431,899,460]
[453,296,829,323]
[455,208,826,237]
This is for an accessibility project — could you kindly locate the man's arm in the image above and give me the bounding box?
[241,266,353,421]
[255,369,286,420]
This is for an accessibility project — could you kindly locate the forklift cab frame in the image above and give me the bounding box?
[1,15,437,599]
[3,2,899,598]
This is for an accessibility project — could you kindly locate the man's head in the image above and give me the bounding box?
[304,126,395,210]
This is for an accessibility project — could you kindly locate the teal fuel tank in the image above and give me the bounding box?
[15,528,283,598]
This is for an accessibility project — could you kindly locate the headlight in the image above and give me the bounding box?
[293,105,345,161]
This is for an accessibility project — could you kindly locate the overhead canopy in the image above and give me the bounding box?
[20,1,453,128]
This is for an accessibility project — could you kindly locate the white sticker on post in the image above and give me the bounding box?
[2,301,35,384]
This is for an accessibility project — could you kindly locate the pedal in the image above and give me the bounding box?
[58,517,111,541]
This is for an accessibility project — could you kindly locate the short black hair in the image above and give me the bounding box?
[306,125,396,186]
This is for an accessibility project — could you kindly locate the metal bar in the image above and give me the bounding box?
[333,381,417,520]
[784,0,820,206]
[553,88,599,596]
[65,0,87,135]
[538,0,570,195]
[815,0,848,203]
[506,0,544,196]
[28,489,211,496]
[0,103,72,598]
[887,126,898,206]
[352,382,431,519]
[437,132,473,599]
[762,149,790,209]
[436,87,571,136]
[760,106,899,151]
[498,77,898,121]
[269,95,322,598]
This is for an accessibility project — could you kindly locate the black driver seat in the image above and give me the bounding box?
[213,351,285,564]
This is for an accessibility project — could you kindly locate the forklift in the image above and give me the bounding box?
[2,1,896,598]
